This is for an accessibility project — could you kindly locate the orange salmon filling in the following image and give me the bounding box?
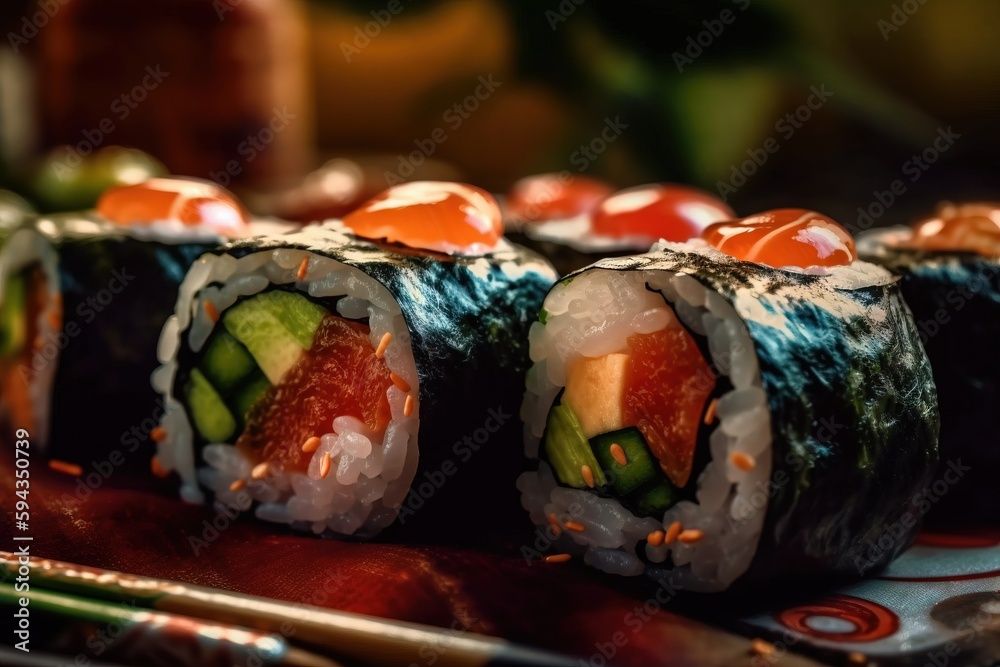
[907,202,1000,255]
[623,324,716,488]
[236,316,393,472]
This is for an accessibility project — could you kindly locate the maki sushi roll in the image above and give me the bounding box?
[0,193,61,443]
[519,209,939,591]
[152,182,557,538]
[859,202,1000,523]
[0,178,258,472]
[503,176,734,275]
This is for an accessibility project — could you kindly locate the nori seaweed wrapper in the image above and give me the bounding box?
[505,229,640,277]
[561,244,939,587]
[177,224,557,539]
[32,215,220,475]
[860,233,999,524]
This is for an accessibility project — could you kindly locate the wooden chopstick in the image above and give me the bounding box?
[0,552,580,667]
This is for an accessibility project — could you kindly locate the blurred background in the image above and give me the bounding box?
[0,0,998,227]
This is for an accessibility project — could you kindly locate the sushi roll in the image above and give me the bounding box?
[152,182,557,538]
[0,193,61,443]
[0,178,260,472]
[518,209,939,591]
[503,176,734,275]
[859,202,1000,523]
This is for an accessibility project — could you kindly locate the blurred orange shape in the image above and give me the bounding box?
[909,202,1000,255]
[591,184,734,242]
[505,173,613,223]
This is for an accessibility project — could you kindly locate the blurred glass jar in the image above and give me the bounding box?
[34,0,312,191]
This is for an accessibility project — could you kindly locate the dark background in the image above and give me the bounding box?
[1,0,998,226]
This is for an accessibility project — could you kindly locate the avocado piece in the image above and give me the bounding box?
[231,372,271,423]
[200,331,258,394]
[0,271,26,357]
[590,427,661,496]
[561,353,630,438]
[184,368,237,443]
[223,290,328,383]
[631,480,678,517]
[543,404,607,488]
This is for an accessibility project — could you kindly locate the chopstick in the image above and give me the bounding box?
[0,583,342,667]
[0,552,582,667]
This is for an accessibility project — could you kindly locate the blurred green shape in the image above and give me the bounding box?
[31,146,167,213]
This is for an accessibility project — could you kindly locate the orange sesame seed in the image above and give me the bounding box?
[581,464,595,488]
[647,530,665,547]
[731,452,756,472]
[229,479,246,491]
[301,436,321,453]
[319,452,332,479]
[564,521,586,532]
[678,529,704,544]
[150,426,167,443]
[543,554,571,564]
[547,513,562,537]
[609,443,627,466]
[251,462,270,480]
[750,639,774,657]
[704,398,718,425]
[204,300,219,324]
[375,332,392,358]
[150,456,170,478]
[296,258,309,280]
[403,394,414,417]
[390,372,411,392]
[664,521,682,544]
[49,459,83,476]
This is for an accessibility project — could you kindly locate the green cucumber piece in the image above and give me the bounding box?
[631,480,678,517]
[231,372,271,423]
[184,368,237,442]
[590,427,660,496]
[200,331,257,394]
[0,271,27,358]
[543,404,607,488]
[223,291,327,383]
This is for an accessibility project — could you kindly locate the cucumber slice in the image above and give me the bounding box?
[631,480,678,517]
[0,271,27,358]
[590,427,660,496]
[200,331,257,394]
[223,291,328,383]
[184,368,237,442]
[543,404,607,488]
[231,372,271,423]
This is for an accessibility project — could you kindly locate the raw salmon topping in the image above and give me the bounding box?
[591,184,734,241]
[702,208,856,268]
[97,178,249,237]
[623,324,715,488]
[505,173,613,223]
[344,181,503,255]
[908,202,1000,255]
[236,316,393,472]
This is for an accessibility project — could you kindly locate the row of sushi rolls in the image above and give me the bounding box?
[1,152,996,594]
